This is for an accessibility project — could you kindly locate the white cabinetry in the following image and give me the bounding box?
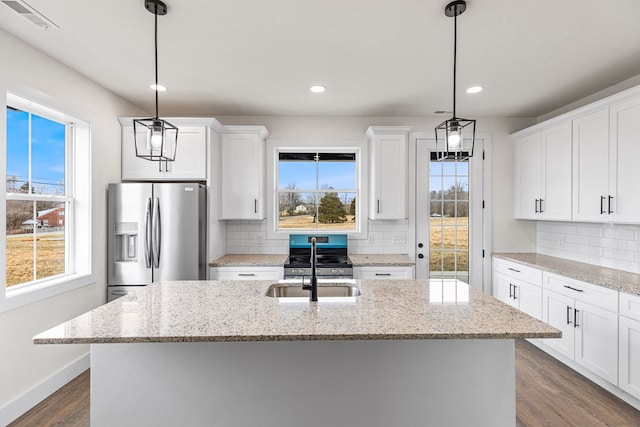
[210,266,283,281]
[219,126,269,220]
[492,258,543,320]
[120,117,220,181]
[619,292,640,400]
[366,126,412,219]
[353,266,414,280]
[514,123,572,220]
[542,272,618,384]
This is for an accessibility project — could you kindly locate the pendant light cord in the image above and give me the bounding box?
[452,9,457,119]
[154,4,159,119]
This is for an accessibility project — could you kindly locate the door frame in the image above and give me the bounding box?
[408,132,492,293]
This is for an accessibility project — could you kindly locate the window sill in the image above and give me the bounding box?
[1,273,96,313]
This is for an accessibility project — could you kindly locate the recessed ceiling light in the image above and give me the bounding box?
[150,83,167,92]
[310,85,326,93]
[466,86,483,94]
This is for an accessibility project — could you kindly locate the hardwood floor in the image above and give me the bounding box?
[8,340,640,426]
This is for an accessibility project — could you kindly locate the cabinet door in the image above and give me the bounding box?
[541,123,572,220]
[572,109,610,221]
[369,134,407,219]
[574,300,618,384]
[542,290,575,359]
[619,316,640,400]
[516,281,543,321]
[493,272,518,309]
[514,133,542,219]
[122,125,207,181]
[220,133,264,219]
[610,96,640,222]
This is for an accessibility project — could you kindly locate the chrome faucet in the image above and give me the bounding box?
[302,237,318,301]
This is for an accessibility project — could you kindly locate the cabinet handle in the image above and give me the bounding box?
[608,195,614,214]
[535,199,539,213]
[377,200,380,214]
[509,283,513,299]
[574,308,579,328]
[238,273,256,277]
[513,285,518,300]
[563,285,584,293]
[254,199,257,213]
[600,196,606,214]
[539,199,544,213]
[566,306,572,325]
[507,267,520,273]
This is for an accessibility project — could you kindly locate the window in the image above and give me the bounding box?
[277,151,358,232]
[2,92,92,309]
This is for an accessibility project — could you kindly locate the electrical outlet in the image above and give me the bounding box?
[256,235,264,245]
[393,234,407,245]
[368,234,374,244]
[557,238,564,249]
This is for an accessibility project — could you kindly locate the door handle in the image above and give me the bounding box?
[152,197,161,268]
[144,197,152,269]
[608,195,613,214]
[566,306,572,325]
[600,196,606,214]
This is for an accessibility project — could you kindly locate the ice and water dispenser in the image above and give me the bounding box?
[114,222,138,262]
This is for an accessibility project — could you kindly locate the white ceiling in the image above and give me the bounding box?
[1,0,640,118]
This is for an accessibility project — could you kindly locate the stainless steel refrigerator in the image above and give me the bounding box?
[107,182,206,302]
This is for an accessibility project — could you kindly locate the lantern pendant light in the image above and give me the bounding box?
[435,0,476,161]
[133,0,178,163]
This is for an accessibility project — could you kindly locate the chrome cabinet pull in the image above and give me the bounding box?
[608,195,614,214]
[566,306,572,325]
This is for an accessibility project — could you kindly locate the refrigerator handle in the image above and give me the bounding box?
[152,197,161,268]
[144,197,152,269]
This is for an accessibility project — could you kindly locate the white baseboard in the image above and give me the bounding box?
[530,340,640,411]
[0,352,90,426]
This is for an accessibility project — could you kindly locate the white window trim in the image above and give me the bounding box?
[266,139,369,240]
[0,88,94,313]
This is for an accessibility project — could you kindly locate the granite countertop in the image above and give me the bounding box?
[34,279,559,344]
[493,252,640,297]
[210,254,415,267]
[209,254,287,267]
[349,254,415,266]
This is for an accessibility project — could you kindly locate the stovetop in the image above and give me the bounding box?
[284,234,351,269]
[285,254,352,268]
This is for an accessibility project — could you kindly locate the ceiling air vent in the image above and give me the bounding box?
[2,0,58,30]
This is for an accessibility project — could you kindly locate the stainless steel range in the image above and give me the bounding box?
[284,234,353,279]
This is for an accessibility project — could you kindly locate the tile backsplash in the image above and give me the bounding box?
[225,219,410,255]
[537,221,640,274]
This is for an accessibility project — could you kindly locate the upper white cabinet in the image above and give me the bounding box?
[366,126,412,220]
[514,123,572,220]
[219,125,269,220]
[120,117,221,181]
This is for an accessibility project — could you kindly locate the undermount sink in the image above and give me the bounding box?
[265,283,361,298]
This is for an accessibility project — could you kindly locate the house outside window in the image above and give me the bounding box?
[277,151,358,232]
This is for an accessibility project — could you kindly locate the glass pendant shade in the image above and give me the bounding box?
[435,117,475,160]
[133,117,178,161]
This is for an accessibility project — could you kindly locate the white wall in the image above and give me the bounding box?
[216,115,537,256]
[0,29,145,420]
[537,221,640,274]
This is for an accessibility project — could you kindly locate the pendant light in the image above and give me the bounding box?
[133,0,178,162]
[435,0,475,161]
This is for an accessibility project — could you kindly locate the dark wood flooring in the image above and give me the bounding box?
[8,340,640,426]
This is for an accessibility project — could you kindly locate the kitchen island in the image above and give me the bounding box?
[35,279,560,426]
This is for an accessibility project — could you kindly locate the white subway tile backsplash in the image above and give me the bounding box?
[537,221,640,274]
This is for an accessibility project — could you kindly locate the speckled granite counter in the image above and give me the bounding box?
[349,254,414,266]
[34,279,559,344]
[493,252,640,297]
[209,254,287,267]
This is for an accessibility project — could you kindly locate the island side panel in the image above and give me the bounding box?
[91,340,515,427]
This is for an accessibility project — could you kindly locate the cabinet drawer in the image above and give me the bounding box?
[544,272,618,312]
[620,292,640,322]
[493,258,542,286]
[354,266,413,280]
[211,267,283,281]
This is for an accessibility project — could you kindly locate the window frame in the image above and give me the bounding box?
[266,139,368,240]
[1,89,93,313]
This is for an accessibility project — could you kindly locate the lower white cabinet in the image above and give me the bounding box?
[542,274,619,384]
[353,266,414,280]
[619,292,640,400]
[492,258,542,321]
[210,267,283,281]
